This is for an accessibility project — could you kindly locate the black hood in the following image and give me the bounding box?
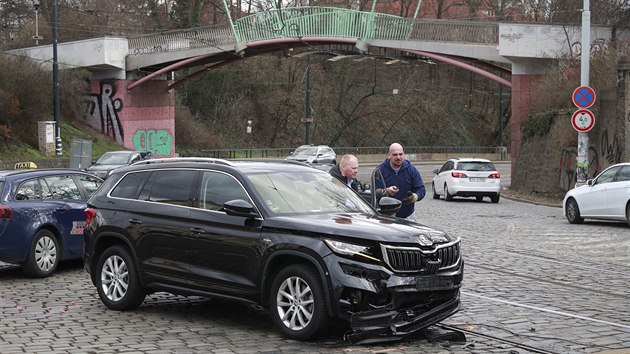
[263,212,452,245]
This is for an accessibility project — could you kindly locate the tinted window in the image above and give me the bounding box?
[110,171,151,199]
[15,179,41,200]
[458,162,496,171]
[76,174,103,196]
[141,170,196,206]
[41,175,82,200]
[199,171,250,211]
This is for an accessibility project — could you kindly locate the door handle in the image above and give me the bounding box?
[128,218,142,224]
[190,227,206,234]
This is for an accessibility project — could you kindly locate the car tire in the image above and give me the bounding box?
[490,194,500,203]
[22,229,59,278]
[476,196,483,202]
[95,245,146,311]
[432,183,440,199]
[626,204,630,228]
[444,184,453,201]
[566,198,584,224]
[269,264,328,341]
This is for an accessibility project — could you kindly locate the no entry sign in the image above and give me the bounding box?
[571,109,595,132]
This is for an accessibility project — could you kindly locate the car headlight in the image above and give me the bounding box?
[324,239,380,263]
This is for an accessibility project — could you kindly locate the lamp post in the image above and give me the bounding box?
[32,0,42,45]
[52,0,62,155]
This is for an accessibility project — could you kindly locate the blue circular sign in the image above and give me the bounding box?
[572,86,596,109]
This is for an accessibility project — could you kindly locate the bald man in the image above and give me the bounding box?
[329,154,362,192]
[378,143,425,220]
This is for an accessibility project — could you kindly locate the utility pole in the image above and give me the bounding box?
[33,1,42,45]
[52,0,62,155]
[575,0,591,186]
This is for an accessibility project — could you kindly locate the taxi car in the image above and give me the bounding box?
[0,168,103,277]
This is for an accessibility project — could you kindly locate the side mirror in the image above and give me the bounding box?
[586,179,594,186]
[378,197,401,216]
[432,168,439,174]
[224,199,258,218]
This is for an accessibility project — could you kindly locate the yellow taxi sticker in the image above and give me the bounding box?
[14,162,38,169]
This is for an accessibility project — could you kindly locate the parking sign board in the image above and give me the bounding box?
[572,86,596,109]
[571,109,595,132]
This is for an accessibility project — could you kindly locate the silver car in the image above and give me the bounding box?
[86,151,153,179]
[285,145,336,166]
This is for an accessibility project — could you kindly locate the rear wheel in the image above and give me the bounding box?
[95,245,146,311]
[444,184,453,201]
[432,184,440,199]
[23,229,58,278]
[490,194,500,203]
[475,196,483,202]
[269,265,328,341]
[566,198,584,224]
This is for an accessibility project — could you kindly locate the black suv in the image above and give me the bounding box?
[83,158,463,343]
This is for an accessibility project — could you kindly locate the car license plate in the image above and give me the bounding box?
[469,177,486,182]
[415,276,454,290]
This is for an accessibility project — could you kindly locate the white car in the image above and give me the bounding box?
[563,162,630,226]
[432,158,501,203]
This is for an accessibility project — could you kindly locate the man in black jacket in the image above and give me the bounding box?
[329,154,363,192]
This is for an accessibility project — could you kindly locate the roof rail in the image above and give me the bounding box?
[132,157,235,166]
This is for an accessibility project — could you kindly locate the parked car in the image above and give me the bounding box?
[0,168,103,277]
[285,145,336,166]
[432,158,501,203]
[83,158,463,343]
[564,162,630,226]
[86,150,153,179]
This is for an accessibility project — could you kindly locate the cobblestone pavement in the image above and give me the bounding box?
[2,195,630,353]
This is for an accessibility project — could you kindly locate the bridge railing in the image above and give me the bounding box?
[126,8,499,55]
[408,19,498,44]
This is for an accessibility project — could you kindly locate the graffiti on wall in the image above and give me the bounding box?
[84,83,124,143]
[559,147,599,191]
[133,130,173,156]
[600,128,623,165]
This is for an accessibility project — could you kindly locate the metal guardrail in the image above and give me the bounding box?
[127,8,498,56]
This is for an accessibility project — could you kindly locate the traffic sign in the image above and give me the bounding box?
[571,109,595,132]
[572,86,596,109]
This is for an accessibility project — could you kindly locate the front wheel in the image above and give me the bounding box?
[23,229,59,277]
[566,198,584,224]
[95,245,146,311]
[269,265,328,341]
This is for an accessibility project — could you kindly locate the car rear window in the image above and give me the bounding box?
[458,162,496,172]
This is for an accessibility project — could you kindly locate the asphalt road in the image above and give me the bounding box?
[2,190,630,353]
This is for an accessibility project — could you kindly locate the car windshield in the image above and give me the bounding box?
[292,146,318,156]
[96,153,132,165]
[247,170,374,215]
[458,162,496,171]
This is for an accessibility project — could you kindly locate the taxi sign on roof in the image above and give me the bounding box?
[14,162,38,169]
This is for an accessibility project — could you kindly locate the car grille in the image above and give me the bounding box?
[381,242,460,273]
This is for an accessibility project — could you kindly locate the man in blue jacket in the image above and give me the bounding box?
[378,143,425,220]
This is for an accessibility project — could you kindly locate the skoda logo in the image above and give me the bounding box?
[416,234,433,246]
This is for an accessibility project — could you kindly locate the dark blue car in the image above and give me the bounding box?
[0,169,103,277]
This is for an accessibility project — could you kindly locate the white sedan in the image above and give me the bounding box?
[432,158,501,203]
[563,162,630,226]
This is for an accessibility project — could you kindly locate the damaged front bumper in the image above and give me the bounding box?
[323,253,464,344]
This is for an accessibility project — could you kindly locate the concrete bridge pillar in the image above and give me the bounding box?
[84,79,176,157]
[510,73,540,173]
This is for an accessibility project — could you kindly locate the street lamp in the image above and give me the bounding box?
[52,0,62,155]
[32,0,42,45]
